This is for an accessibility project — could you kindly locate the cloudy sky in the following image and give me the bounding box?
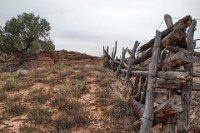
[0,0,200,56]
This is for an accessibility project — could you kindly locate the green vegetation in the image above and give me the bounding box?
[0,13,54,60]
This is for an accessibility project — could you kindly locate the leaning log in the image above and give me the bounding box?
[133,28,186,65]
[132,48,152,65]
[132,95,183,129]
[161,50,193,69]
[155,79,200,91]
[155,78,183,89]
[121,70,191,81]
[154,95,183,121]
[128,96,144,119]
[138,15,192,52]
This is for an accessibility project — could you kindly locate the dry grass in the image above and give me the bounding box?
[96,87,112,106]
[28,104,52,124]
[27,89,50,104]
[4,101,27,116]
[0,58,138,132]
[53,99,89,132]
[59,79,86,98]
[19,125,37,133]
[0,89,7,101]
[1,79,32,91]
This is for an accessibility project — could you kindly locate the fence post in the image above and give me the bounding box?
[139,30,162,133]
[178,19,197,133]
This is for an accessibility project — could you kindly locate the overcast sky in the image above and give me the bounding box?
[0,0,200,56]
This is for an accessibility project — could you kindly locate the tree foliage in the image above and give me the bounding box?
[1,13,55,57]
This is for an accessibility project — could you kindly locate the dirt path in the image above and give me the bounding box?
[71,75,111,133]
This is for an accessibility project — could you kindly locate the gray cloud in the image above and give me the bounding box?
[0,0,200,56]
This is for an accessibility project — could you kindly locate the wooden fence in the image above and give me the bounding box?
[103,14,200,133]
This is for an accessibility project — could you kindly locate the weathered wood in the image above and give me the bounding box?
[157,71,191,81]
[140,79,147,104]
[162,28,186,48]
[155,78,182,90]
[155,80,200,91]
[138,15,192,52]
[163,15,177,133]
[133,28,186,65]
[132,76,140,96]
[128,96,144,119]
[139,30,161,133]
[161,50,193,69]
[192,72,200,77]
[154,95,182,120]
[121,69,191,81]
[111,41,117,69]
[132,95,182,129]
[132,48,152,65]
[103,46,111,68]
[135,77,146,100]
[192,82,200,91]
[115,47,127,77]
[178,19,197,133]
[194,51,200,57]
[154,88,168,103]
[125,41,139,88]
[164,14,173,28]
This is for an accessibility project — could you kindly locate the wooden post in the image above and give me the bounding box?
[178,19,197,133]
[125,41,139,92]
[103,46,111,68]
[135,77,146,100]
[139,30,161,133]
[163,14,177,133]
[111,41,117,69]
[115,47,127,77]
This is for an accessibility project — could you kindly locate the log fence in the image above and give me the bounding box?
[103,14,200,133]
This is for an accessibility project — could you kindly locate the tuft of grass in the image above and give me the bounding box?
[106,98,136,133]
[27,89,50,104]
[96,87,112,105]
[54,100,89,131]
[5,102,27,116]
[108,99,134,119]
[59,80,86,97]
[28,104,52,124]
[19,125,36,133]
[50,95,67,109]
[0,111,7,121]
[0,89,7,101]
[1,79,19,91]
[97,71,115,87]
[1,79,32,91]
[0,73,13,81]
